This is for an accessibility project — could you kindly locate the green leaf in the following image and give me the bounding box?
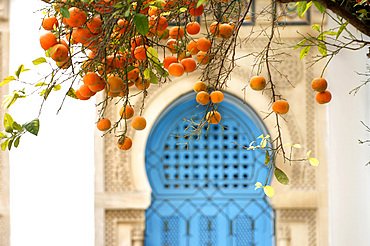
[263,185,274,197]
[336,22,347,40]
[1,139,9,151]
[149,73,158,84]
[67,87,77,99]
[143,68,151,80]
[114,2,125,8]
[53,84,61,91]
[12,121,23,131]
[196,0,207,8]
[300,45,311,60]
[296,1,312,18]
[312,24,320,32]
[8,137,13,151]
[179,7,187,12]
[60,6,70,19]
[323,31,337,36]
[24,119,40,136]
[15,65,24,78]
[45,47,52,58]
[146,47,158,59]
[3,92,25,109]
[0,76,16,86]
[35,82,48,87]
[313,1,325,13]
[254,182,263,190]
[14,136,20,148]
[133,13,149,35]
[274,168,290,185]
[0,132,7,139]
[318,42,327,56]
[265,151,270,166]
[4,113,14,130]
[309,157,319,166]
[294,39,306,50]
[32,57,47,65]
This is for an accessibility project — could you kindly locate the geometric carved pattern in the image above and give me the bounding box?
[105,210,145,246]
[234,38,316,190]
[104,102,134,192]
[278,209,317,246]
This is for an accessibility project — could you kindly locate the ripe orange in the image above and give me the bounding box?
[206,111,221,124]
[187,40,199,55]
[135,77,151,90]
[272,100,289,115]
[117,136,132,150]
[157,28,169,40]
[97,118,111,131]
[86,17,102,34]
[149,15,168,31]
[166,39,178,53]
[163,56,178,69]
[51,44,69,62]
[218,23,233,39]
[134,45,148,60]
[131,36,146,49]
[76,89,91,100]
[127,68,140,81]
[72,27,93,44]
[186,22,200,35]
[249,76,266,91]
[168,63,185,77]
[83,72,101,86]
[169,26,185,39]
[79,84,96,98]
[116,19,129,34]
[40,32,58,50]
[197,37,211,52]
[42,16,58,31]
[311,78,328,92]
[178,50,192,61]
[196,91,210,105]
[119,105,134,119]
[189,2,204,16]
[210,91,224,103]
[210,22,220,36]
[180,58,197,73]
[88,79,106,92]
[196,51,211,65]
[107,75,125,93]
[131,116,147,130]
[316,90,332,104]
[66,7,87,27]
[193,81,207,93]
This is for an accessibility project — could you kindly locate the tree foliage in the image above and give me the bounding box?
[1,0,369,194]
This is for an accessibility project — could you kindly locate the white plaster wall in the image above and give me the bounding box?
[326,19,370,246]
[9,1,95,246]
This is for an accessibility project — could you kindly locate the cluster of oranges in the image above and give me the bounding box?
[193,81,223,124]
[162,21,235,77]
[311,78,332,104]
[38,0,236,150]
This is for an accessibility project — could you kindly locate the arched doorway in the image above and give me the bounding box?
[145,92,274,246]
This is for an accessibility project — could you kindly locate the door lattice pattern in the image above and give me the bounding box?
[145,92,274,246]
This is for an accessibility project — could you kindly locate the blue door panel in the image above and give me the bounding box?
[145,92,275,246]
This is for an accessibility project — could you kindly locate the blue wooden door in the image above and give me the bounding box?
[145,92,274,246]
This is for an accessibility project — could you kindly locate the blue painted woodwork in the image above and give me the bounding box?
[145,92,275,246]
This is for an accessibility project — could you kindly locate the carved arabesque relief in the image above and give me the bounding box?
[278,209,317,246]
[105,210,145,246]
